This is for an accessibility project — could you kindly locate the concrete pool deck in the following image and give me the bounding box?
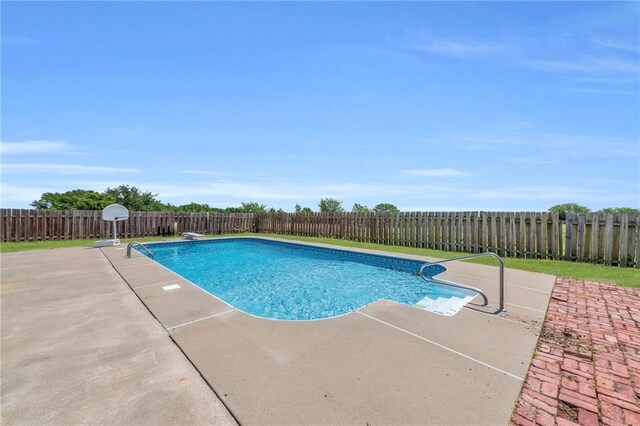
[1,247,236,425]
[2,237,556,424]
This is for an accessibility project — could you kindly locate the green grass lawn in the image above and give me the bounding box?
[0,235,184,252]
[2,232,638,287]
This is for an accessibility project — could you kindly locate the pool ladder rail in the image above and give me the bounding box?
[126,242,154,259]
[419,252,505,313]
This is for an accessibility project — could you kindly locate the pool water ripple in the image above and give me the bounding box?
[145,238,475,320]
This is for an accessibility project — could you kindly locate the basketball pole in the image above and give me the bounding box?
[112,220,117,240]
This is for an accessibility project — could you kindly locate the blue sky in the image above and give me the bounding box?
[2,2,638,211]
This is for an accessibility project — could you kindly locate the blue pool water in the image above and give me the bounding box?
[145,238,476,320]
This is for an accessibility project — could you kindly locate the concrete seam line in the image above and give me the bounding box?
[356,311,525,382]
[488,299,546,313]
[167,309,236,331]
[459,305,530,326]
[166,333,243,425]
[505,284,550,294]
[111,262,155,269]
[444,273,553,293]
[130,279,184,290]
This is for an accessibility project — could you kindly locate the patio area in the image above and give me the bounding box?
[2,238,558,424]
[512,277,640,426]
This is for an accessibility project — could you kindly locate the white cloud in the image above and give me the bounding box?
[402,168,471,177]
[179,170,249,178]
[590,38,640,53]
[1,35,40,46]
[403,31,505,58]
[470,185,633,203]
[571,76,639,85]
[397,205,498,212]
[457,133,638,153]
[508,157,560,165]
[609,148,639,157]
[0,183,48,206]
[568,88,635,95]
[181,170,221,175]
[457,136,521,145]
[456,135,524,151]
[281,44,418,63]
[146,181,417,200]
[68,179,468,203]
[521,55,639,74]
[414,40,504,58]
[1,140,75,155]
[573,177,631,186]
[2,163,139,175]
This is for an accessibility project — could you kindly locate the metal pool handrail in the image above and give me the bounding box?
[126,242,154,259]
[419,252,505,312]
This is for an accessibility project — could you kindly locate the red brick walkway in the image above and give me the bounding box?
[512,277,640,426]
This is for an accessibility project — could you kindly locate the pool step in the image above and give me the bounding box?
[415,294,476,316]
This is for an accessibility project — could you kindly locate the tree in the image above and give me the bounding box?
[319,198,344,213]
[104,185,167,211]
[373,203,399,213]
[173,202,223,213]
[352,203,371,213]
[548,203,590,219]
[238,202,267,213]
[31,190,116,210]
[598,207,640,214]
[295,204,313,214]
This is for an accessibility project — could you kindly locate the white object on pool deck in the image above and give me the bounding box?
[94,204,129,247]
[94,239,121,247]
[183,232,205,240]
[162,284,181,291]
[415,293,476,316]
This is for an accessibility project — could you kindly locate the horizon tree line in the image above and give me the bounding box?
[28,185,401,214]
[27,185,639,215]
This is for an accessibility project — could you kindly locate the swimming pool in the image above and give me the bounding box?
[143,238,477,320]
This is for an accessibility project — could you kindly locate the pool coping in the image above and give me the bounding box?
[101,236,556,424]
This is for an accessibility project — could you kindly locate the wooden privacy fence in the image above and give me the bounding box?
[0,209,256,242]
[256,212,640,268]
[1,209,638,268]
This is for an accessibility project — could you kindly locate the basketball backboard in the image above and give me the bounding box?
[102,204,129,221]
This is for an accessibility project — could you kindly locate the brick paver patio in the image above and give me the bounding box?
[511,277,640,426]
